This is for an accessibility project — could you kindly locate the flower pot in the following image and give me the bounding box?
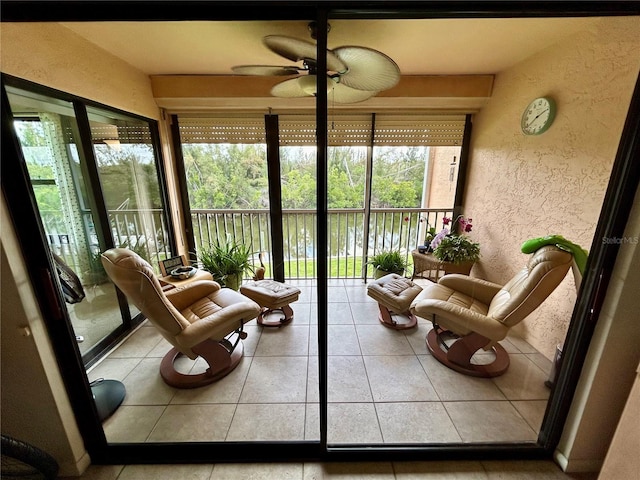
[441,260,474,276]
[222,273,242,291]
[374,268,404,279]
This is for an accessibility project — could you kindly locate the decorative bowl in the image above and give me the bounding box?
[170,266,197,280]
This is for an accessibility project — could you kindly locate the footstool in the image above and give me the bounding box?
[240,280,301,327]
[367,274,423,330]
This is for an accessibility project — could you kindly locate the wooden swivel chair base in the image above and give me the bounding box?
[426,325,510,378]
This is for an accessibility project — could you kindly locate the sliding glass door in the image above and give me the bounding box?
[4,80,172,366]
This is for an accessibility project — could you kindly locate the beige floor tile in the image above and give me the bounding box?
[327,286,350,303]
[328,355,373,402]
[254,325,310,356]
[117,464,213,480]
[505,334,540,354]
[327,403,383,444]
[170,357,252,404]
[213,462,304,480]
[303,461,395,479]
[444,401,538,443]
[327,302,355,324]
[108,326,163,358]
[103,405,165,443]
[241,324,263,356]
[492,355,551,400]
[526,352,554,376]
[292,301,312,325]
[87,357,141,382]
[351,302,383,325]
[305,403,320,440]
[239,356,309,403]
[226,403,306,441]
[328,325,362,355]
[393,460,488,479]
[356,325,415,355]
[403,321,433,355]
[345,285,376,304]
[147,404,236,442]
[419,355,506,401]
[146,336,174,357]
[482,460,581,479]
[67,464,124,480]
[375,402,462,443]
[364,355,439,402]
[120,357,177,405]
[307,356,320,403]
[512,400,549,432]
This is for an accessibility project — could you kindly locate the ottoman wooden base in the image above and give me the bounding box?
[240,280,301,328]
[367,274,423,330]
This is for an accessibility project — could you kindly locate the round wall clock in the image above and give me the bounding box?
[521,96,557,135]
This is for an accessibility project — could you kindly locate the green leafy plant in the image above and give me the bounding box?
[431,216,480,265]
[368,250,408,276]
[432,234,480,264]
[198,241,254,289]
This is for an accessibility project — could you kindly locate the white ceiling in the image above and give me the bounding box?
[61,18,598,76]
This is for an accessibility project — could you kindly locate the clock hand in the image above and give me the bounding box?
[530,109,549,123]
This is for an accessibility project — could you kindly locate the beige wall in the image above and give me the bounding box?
[1,199,90,476]
[465,17,640,359]
[426,146,460,210]
[1,23,159,120]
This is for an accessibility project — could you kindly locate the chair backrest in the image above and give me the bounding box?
[101,248,190,341]
[488,245,573,327]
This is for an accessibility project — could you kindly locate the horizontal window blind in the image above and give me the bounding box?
[177,114,465,146]
[178,117,266,144]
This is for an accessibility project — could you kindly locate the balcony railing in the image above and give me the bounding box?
[41,207,454,281]
[191,207,453,280]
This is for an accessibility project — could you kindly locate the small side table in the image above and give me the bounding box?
[411,250,442,281]
[411,250,474,281]
[158,269,213,291]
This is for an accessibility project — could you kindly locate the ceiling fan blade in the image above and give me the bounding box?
[264,35,347,73]
[270,77,311,98]
[232,65,302,76]
[333,46,400,92]
[329,82,377,104]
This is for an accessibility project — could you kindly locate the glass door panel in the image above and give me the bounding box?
[6,87,127,357]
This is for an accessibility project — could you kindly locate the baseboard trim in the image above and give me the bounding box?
[554,449,602,473]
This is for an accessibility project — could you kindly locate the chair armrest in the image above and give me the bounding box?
[438,274,503,305]
[165,280,221,310]
[176,301,261,347]
[413,298,509,341]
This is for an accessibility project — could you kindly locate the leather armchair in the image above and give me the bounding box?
[101,248,260,388]
[410,245,573,377]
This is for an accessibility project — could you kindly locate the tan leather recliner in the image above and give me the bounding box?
[101,248,260,388]
[410,245,573,377]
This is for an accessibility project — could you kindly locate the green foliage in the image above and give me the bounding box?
[367,250,408,274]
[432,235,480,264]
[198,241,254,287]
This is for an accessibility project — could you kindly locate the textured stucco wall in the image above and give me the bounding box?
[1,23,159,120]
[465,17,640,359]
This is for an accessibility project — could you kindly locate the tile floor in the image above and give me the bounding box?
[87,279,555,446]
[67,460,599,480]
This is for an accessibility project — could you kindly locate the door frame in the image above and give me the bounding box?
[1,0,639,465]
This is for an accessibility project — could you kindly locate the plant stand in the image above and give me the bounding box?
[411,250,473,281]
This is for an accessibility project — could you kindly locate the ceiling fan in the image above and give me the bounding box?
[232,22,401,104]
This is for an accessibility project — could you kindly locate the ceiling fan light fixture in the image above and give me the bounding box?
[298,75,335,96]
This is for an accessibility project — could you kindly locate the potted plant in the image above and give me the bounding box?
[430,215,480,275]
[198,240,254,290]
[368,250,408,279]
[84,249,108,285]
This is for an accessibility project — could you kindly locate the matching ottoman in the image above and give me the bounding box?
[367,274,423,330]
[240,280,301,327]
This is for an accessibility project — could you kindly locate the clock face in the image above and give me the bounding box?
[521,97,556,135]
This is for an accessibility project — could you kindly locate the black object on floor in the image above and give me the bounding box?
[91,378,126,421]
